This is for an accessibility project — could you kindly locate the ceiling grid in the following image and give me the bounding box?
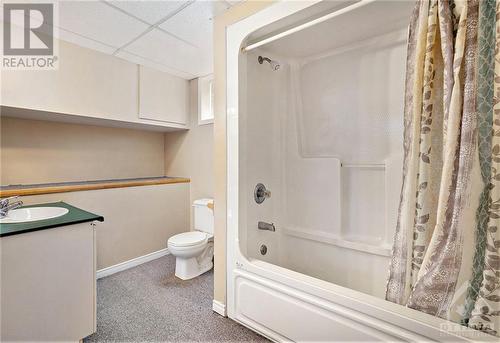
[1,0,241,79]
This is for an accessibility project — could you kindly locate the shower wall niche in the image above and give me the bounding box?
[240,1,411,298]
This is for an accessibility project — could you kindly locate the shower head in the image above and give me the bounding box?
[269,60,280,71]
[258,55,281,71]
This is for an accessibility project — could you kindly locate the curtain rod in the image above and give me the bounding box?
[242,0,377,52]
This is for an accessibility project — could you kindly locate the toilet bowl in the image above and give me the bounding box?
[168,199,214,280]
[168,231,213,280]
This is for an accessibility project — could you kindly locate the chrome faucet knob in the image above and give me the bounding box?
[0,196,23,218]
[0,196,17,206]
[254,183,271,204]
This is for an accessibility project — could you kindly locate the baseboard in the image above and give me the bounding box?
[96,248,170,279]
[212,299,227,317]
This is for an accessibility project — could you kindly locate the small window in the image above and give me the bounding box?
[198,74,214,125]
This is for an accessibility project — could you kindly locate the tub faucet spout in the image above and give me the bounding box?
[258,221,276,232]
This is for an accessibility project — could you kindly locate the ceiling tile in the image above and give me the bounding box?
[57,28,117,55]
[1,0,227,76]
[123,28,201,76]
[105,0,188,25]
[225,0,244,5]
[115,50,195,79]
[158,0,229,48]
[58,1,148,48]
[0,3,116,55]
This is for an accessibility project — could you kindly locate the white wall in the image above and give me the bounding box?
[239,50,286,263]
[241,29,406,298]
[212,0,276,305]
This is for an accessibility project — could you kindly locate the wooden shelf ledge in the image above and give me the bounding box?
[0,177,190,197]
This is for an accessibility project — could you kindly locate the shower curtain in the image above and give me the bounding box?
[386,0,500,336]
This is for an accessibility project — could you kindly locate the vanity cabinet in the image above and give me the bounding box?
[0,222,96,341]
[139,65,189,125]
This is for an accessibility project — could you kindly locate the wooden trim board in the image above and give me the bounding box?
[0,177,190,197]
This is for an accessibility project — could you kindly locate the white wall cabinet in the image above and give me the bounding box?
[1,41,138,123]
[139,65,189,126]
[1,40,188,131]
[0,223,96,341]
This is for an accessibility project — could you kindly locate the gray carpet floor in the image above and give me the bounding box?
[84,255,268,342]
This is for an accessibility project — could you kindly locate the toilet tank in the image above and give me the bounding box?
[193,198,214,234]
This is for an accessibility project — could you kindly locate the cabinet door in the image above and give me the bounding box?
[1,40,138,122]
[139,65,189,125]
[0,223,96,341]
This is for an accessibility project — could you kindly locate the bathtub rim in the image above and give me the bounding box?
[239,256,497,342]
[225,1,496,342]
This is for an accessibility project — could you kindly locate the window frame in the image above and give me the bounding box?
[197,74,214,125]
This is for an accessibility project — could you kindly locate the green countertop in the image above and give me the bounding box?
[0,201,104,238]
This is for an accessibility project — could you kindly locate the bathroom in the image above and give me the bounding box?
[1,0,500,342]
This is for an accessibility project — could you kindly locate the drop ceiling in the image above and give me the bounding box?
[3,0,243,79]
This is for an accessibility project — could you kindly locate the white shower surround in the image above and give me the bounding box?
[226,1,496,341]
[241,40,400,297]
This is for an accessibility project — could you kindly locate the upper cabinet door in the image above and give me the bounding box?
[138,66,189,126]
[1,41,139,122]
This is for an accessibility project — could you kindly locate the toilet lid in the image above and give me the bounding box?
[168,231,208,247]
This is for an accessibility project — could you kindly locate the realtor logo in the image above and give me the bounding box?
[2,2,58,69]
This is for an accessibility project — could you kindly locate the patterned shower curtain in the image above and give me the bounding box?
[386,0,500,336]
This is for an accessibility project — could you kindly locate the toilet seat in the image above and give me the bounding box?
[168,231,208,248]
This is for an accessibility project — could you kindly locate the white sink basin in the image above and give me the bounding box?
[0,207,69,224]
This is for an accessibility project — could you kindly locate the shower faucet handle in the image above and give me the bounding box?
[254,183,271,204]
[260,189,271,198]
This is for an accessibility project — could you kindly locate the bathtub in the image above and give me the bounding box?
[225,1,497,342]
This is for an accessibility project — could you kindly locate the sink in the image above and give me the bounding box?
[0,207,69,224]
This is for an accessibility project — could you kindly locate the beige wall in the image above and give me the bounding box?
[19,184,190,270]
[0,110,209,270]
[165,80,214,230]
[1,77,214,274]
[0,35,217,274]
[0,117,165,185]
[0,0,273,300]
[0,115,188,271]
[213,0,275,305]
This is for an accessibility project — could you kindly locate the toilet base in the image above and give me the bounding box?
[174,243,214,280]
[175,258,213,280]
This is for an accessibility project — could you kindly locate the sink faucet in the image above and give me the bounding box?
[0,196,23,219]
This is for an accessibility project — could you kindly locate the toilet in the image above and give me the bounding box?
[168,199,214,280]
